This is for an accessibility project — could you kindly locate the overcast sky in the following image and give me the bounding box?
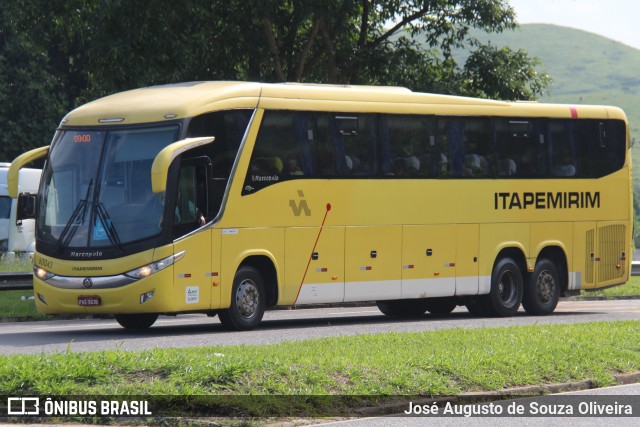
[509,0,640,50]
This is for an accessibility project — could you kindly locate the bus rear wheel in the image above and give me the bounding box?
[219,266,266,331]
[483,257,523,317]
[522,258,560,315]
[376,299,429,317]
[115,313,158,330]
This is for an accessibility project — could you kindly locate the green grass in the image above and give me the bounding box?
[0,290,47,319]
[0,321,639,417]
[582,275,640,299]
[0,257,32,272]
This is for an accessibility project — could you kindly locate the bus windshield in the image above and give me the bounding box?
[37,125,180,252]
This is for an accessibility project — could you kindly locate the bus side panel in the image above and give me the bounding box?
[455,224,479,295]
[219,227,284,309]
[478,223,530,294]
[344,226,401,302]
[286,226,345,305]
[401,225,456,298]
[172,230,212,312]
[529,222,571,266]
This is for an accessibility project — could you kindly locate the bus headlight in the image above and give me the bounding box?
[125,250,185,279]
[34,266,54,281]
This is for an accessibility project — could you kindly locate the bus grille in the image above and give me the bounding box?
[597,224,626,283]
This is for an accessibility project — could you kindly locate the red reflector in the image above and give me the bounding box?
[78,295,101,306]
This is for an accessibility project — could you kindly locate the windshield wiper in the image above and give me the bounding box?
[95,201,123,254]
[55,180,93,254]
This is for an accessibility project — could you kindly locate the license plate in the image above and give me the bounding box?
[78,295,101,306]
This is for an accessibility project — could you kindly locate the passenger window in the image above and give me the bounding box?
[572,119,626,178]
[381,115,439,177]
[548,121,578,177]
[244,111,315,193]
[494,119,546,178]
[438,118,492,178]
[334,115,378,177]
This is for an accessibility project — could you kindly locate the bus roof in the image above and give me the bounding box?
[61,81,627,127]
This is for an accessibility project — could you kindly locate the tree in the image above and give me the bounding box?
[0,4,67,162]
[0,0,551,161]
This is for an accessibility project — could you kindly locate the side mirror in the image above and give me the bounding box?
[8,146,49,198]
[16,192,37,225]
[151,137,215,193]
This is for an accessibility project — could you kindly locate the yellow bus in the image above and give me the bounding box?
[9,82,631,330]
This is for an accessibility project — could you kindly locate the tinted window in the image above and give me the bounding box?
[438,118,493,178]
[494,119,546,178]
[381,115,439,177]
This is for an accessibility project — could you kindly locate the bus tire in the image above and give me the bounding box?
[522,258,560,315]
[115,313,158,330]
[219,266,265,331]
[376,299,428,317]
[424,297,457,315]
[483,257,523,317]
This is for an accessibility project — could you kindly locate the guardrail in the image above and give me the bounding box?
[1,262,639,292]
[0,272,33,291]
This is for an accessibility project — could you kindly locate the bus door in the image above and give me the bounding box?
[401,225,456,298]
[171,157,216,311]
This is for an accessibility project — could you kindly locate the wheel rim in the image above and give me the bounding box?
[536,270,556,304]
[235,279,260,318]
[498,270,518,306]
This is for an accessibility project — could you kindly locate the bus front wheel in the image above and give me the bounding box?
[522,258,560,315]
[115,313,158,330]
[219,266,266,331]
[483,257,523,317]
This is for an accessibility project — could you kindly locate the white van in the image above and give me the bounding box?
[0,162,41,259]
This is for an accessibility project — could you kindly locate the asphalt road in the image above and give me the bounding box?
[1,299,639,355]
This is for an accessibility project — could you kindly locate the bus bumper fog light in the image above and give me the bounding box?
[37,293,47,305]
[140,291,155,304]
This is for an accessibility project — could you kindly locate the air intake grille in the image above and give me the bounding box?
[597,224,626,283]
